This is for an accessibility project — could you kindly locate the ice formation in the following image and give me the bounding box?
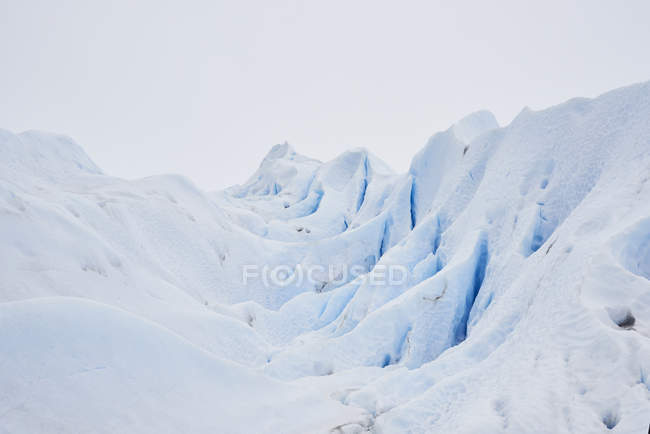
[1,81,649,433]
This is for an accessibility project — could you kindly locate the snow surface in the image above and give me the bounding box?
[1,81,650,433]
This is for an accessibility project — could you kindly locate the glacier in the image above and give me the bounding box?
[1,81,649,433]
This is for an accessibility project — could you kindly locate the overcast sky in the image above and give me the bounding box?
[2,1,650,190]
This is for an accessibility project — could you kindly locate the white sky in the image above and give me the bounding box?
[2,0,650,190]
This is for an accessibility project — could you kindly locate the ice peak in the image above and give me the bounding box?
[263,142,295,161]
[0,129,103,181]
[451,110,499,143]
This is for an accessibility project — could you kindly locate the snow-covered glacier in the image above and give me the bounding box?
[1,81,649,433]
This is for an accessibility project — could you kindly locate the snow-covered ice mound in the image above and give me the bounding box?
[0,297,364,433]
[1,81,649,433]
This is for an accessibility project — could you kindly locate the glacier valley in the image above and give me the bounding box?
[1,81,650,433]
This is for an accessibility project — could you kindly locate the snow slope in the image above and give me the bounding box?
[0,297,364,433]
[1,81,649,433]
